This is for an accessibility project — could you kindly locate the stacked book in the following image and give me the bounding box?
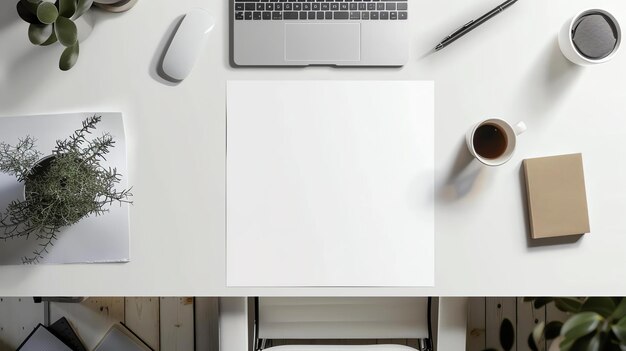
[17,318,152,351]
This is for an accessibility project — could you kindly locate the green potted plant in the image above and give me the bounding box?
[484,298,626,351]
[16,0,94,70]
[0,115,132,263]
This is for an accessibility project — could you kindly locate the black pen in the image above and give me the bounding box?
[435,0,519,51]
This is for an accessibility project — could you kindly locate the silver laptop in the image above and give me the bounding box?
[233,0,409,66]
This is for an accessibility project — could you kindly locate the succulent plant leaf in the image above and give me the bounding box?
[59,0,77,18]
[73,0,93,19]
[36,1,58,24]
[59,42,79,71]
[41,29,58,46]
[28,23,53,45]
[17,1,41,23]
[54,16,78,47]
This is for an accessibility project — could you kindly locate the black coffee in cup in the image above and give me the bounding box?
[473,123,508,159]
[572,12,620,60]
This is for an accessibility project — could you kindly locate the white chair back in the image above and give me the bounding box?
[257,298,428,340]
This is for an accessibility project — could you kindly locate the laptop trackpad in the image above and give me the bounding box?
[285,23,361,62]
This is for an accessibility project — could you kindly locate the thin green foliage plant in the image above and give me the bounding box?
[484,297,626,351]
[0,115,132,264]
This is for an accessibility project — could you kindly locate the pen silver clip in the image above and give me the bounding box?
[443,20,474,41]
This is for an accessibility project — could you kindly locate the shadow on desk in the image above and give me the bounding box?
[0,1,18,31]
[0,2,53,110]
[516,39,583,122]
[0,48,58,110]
[439,139,487,202]
[517,165,584,249]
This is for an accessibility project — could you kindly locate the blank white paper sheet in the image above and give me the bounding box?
[227,81,434,287]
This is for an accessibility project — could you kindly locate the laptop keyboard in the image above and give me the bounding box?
[234,0,408,21]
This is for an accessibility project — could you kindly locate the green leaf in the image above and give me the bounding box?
[59,42,79,71]
[560,337,576,351]
[534,297,555,309]
[36,1,58,24]
[73,0,93,19]
[27,23,53,45]
[16,1,41,24]
[586,332,607,351]
[611,298,626,321]
[556,298,584,313]
[612,316,626,343]
[21,0,40,13]
[545,321,564,340]
[500,318,515,351]
[581,298,616,318]
[608,343,623,351]
[40,30,57,46]
[59,0,77,18]
[561,312,603,340]
[54,16,78,47]
[569,332,604,351]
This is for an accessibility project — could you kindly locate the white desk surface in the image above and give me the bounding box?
[0,0,625,296]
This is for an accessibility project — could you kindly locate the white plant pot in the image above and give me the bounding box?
[75,13,94,43]
[93,0,139,12]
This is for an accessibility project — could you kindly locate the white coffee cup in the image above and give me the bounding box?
[466,119,527,167]
[558,9,621,66]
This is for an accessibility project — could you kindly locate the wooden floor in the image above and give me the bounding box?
[466,297,570,351]
[0,297,219,351]
[1,297,423,351]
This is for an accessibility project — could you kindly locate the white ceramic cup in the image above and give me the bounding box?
[466,119,527,167]
[558,9,621,66]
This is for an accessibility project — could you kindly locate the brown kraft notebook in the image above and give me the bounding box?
[523,153,590,239]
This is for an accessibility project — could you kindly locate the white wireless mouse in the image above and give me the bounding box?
[162,9,215,81]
